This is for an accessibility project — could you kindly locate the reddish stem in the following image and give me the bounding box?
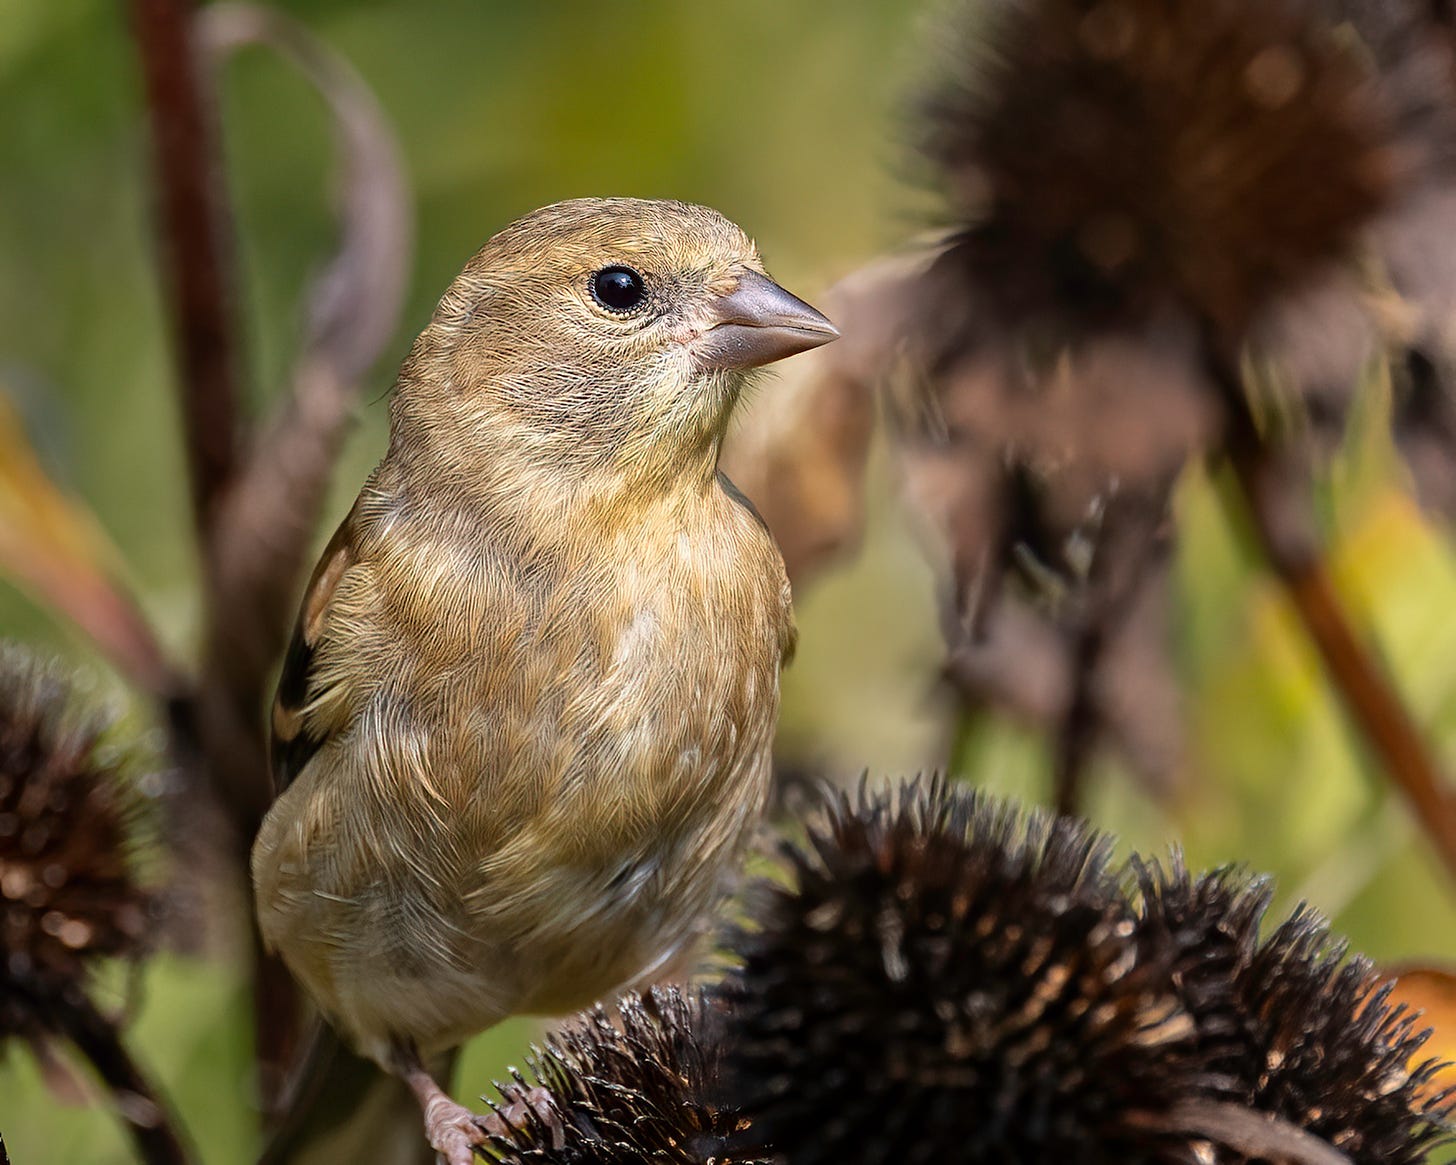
[1210,343,1456,884]
[127,0,240,533]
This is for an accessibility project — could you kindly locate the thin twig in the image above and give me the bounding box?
[197,0,413,733]
[1207,339,1456,884]
[1052,622,1102,816]
[127,0,241,535]
[1050,498,1173,817]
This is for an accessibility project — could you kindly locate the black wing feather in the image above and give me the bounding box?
[269,512,357,794]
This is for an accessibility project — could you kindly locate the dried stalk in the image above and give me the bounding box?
[11,971,195,1165]
[126,0,413,1117]
[190,5,413,1106]
[1207,340,1456,883]
[193,6,412,884]
[1051,623,1102,817]
[127,0,241,536]
[59,993,194,1165]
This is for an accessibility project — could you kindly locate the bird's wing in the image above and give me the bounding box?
[716,470,771,535]
[270,508,359,794]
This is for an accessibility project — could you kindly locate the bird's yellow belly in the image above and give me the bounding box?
[254,634,778,1059]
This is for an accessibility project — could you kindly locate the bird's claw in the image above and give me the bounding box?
[482,1084,561,1144]
[422,1094,491,1165]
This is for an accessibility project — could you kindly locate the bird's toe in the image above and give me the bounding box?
[481,1084,561,1143]
[423,1096,490,1165]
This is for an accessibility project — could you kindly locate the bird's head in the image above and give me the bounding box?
[393,198,837,495]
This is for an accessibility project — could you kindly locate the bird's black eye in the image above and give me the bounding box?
[590,266,647,313]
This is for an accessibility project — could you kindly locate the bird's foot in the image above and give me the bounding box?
[421,1093,491,1165]
[483,1084,561,1142]
[396,1042,557,1162]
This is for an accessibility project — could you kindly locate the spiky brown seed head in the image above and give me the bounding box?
[1229,909,1453,1164]
[919,0,1400,339]
[1131,857,1273,1068]
[718,779,1218,1164]
[1133,861,1453,1164]
[0,649,151,1045]
[483,987,765,1165]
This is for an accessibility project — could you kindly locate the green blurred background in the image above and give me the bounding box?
[2,1,1454,1160]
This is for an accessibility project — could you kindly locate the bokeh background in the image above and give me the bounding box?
[2,1,1454,1160]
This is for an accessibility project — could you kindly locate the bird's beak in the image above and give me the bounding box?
[693,270,839,371]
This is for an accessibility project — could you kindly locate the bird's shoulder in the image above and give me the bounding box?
[711,471,797,664]
[715,469,771,536]
[268,485,558,797]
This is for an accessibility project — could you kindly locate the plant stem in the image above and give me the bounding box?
[1206,341,1456,884]
[128,0,240,535]
[49,986,194,1165]
[128,0,304,1113]
[1052,623,1102,817]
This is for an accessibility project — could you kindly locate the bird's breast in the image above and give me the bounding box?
[259,489,790,1042]
[463,502,785,995]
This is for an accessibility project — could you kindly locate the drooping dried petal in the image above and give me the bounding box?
[1379,965,1456,1105]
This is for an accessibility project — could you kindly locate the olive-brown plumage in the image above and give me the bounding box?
[252,198,835,1164]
